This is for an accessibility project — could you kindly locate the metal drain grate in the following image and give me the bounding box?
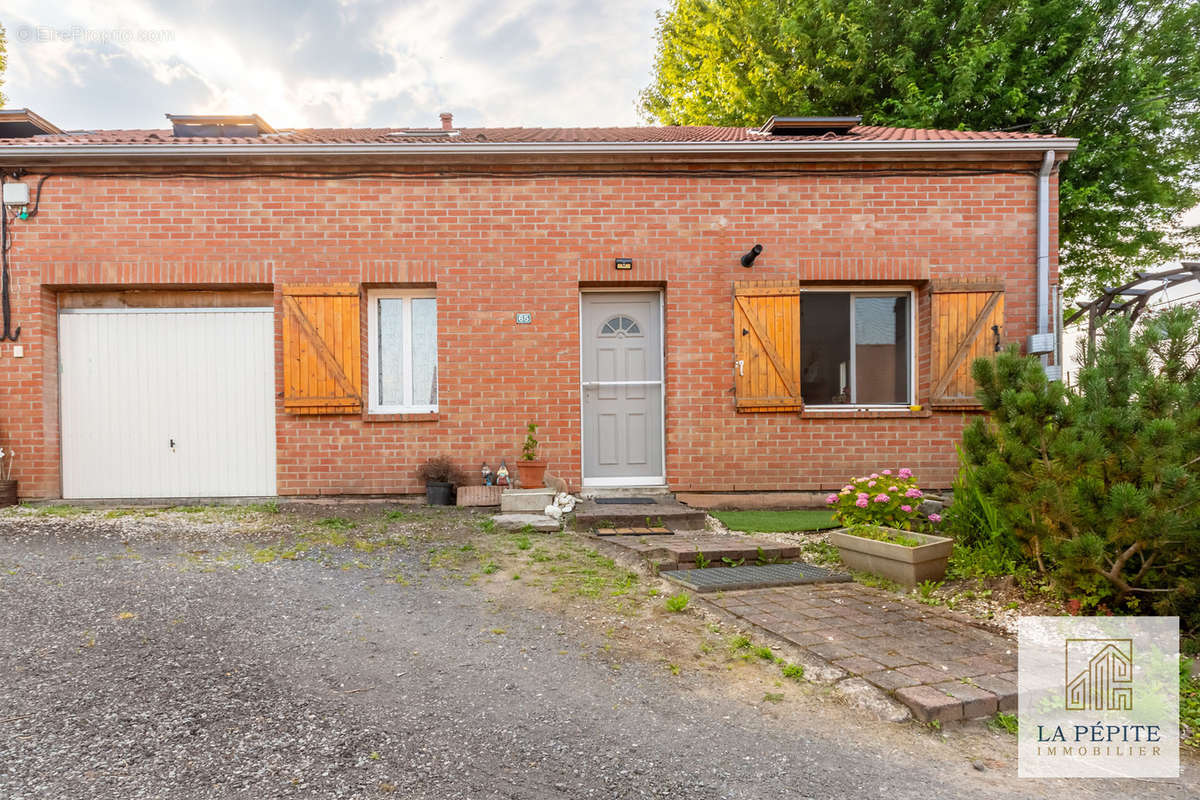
[660,562,851,593]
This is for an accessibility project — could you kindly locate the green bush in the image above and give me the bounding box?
[959,306,1200,628]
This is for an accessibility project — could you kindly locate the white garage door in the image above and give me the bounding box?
[60,308,276,499]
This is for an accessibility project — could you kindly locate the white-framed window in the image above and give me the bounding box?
[800,289,915,407]
[367,289,438,413]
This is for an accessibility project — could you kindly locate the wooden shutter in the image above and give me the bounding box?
[929,285,1005,407]
[733,281,803,411]
[281,285,362,414]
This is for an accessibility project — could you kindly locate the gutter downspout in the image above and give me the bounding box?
[1037,150,1055,362]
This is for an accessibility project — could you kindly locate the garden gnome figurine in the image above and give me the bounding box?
[481,462,494,486]
[496,461,510,487]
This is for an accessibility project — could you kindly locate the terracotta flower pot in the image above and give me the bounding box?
[515,460,547,489]
[828,527,953,586]
[0,479,16,507]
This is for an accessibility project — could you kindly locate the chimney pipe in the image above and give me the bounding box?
[439,112,453,130]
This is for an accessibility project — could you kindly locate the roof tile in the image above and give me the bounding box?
[0,123,1059,148]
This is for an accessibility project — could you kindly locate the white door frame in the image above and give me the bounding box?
[578,288,666,488]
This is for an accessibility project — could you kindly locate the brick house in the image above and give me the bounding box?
[0,110,1076,500]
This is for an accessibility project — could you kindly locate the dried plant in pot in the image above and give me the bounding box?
[0,446,15,507]
[825,468,952,586]
[416,456,467,506]
[515,422,547,489]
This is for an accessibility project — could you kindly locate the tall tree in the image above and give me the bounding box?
[640,0,1200,300]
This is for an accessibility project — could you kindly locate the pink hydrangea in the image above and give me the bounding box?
[857,492,869,501]
[826,494,838,505]
[882,469,892,476]
[900,504,912,513]
[855,497,869,508]
[867,480,877,488]
[873,494,890,503]
[898,468,913,479]
[905,487,923,499]
[843,485,855,492]
[888,485,898,492]
[929,513,942,523]
[869,473,880,479]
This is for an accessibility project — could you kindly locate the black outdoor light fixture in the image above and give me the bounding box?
[740,244,763,267]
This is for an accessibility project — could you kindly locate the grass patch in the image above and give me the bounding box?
[988,712,1018,736]
[664,592,690,612]
[780,662,805,681]
[753,645,777,662]
[711,509,836,533]
[799,540,841,566]
[317,517,356,531]
[25,504,89,518]
[851,571,904,592]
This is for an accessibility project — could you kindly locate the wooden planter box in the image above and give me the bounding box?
[828,528,953,586]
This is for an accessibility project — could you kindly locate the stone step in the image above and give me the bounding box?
[572,499,706,532]
[500,488,556,513]
[591,531,801,571]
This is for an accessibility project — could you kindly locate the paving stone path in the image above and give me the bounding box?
[708,582,1017,722]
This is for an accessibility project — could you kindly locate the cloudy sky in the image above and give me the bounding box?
[2,0,663,131]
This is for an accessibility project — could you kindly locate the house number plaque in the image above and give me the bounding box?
[515,313,532,324]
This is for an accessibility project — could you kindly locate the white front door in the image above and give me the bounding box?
[580,292,664,487]
[59,308,276,499]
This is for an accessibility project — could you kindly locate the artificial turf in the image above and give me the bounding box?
[710,509,837,533]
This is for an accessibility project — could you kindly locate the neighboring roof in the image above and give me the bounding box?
[0,123,1068,148]
[0,108,64,138]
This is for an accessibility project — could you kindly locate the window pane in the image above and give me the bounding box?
[800,293,851,404]
[411,297,438,406]
[377,298,405,406]
[854,295,909,404]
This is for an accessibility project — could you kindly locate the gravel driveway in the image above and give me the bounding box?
[0,506,1194,799]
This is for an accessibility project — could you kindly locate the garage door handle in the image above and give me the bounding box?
[169,439,176,450]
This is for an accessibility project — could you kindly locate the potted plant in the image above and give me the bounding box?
[416,456,466,506]
[0,446,14,507]
[825,468,952,586]
[514,422,548,489]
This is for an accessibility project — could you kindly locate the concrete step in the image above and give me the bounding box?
[572,499,706,532]
[500,488,556,513]
[491,513,560,532]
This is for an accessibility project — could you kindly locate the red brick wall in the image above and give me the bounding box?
[0,164,1059,498]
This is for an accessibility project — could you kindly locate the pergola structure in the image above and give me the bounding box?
[1065,262,1200,361]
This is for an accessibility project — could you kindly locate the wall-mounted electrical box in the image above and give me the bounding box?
[3,182,30,206]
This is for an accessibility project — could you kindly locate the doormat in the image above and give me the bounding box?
[593,497,658,504]
[659,562,851,593]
